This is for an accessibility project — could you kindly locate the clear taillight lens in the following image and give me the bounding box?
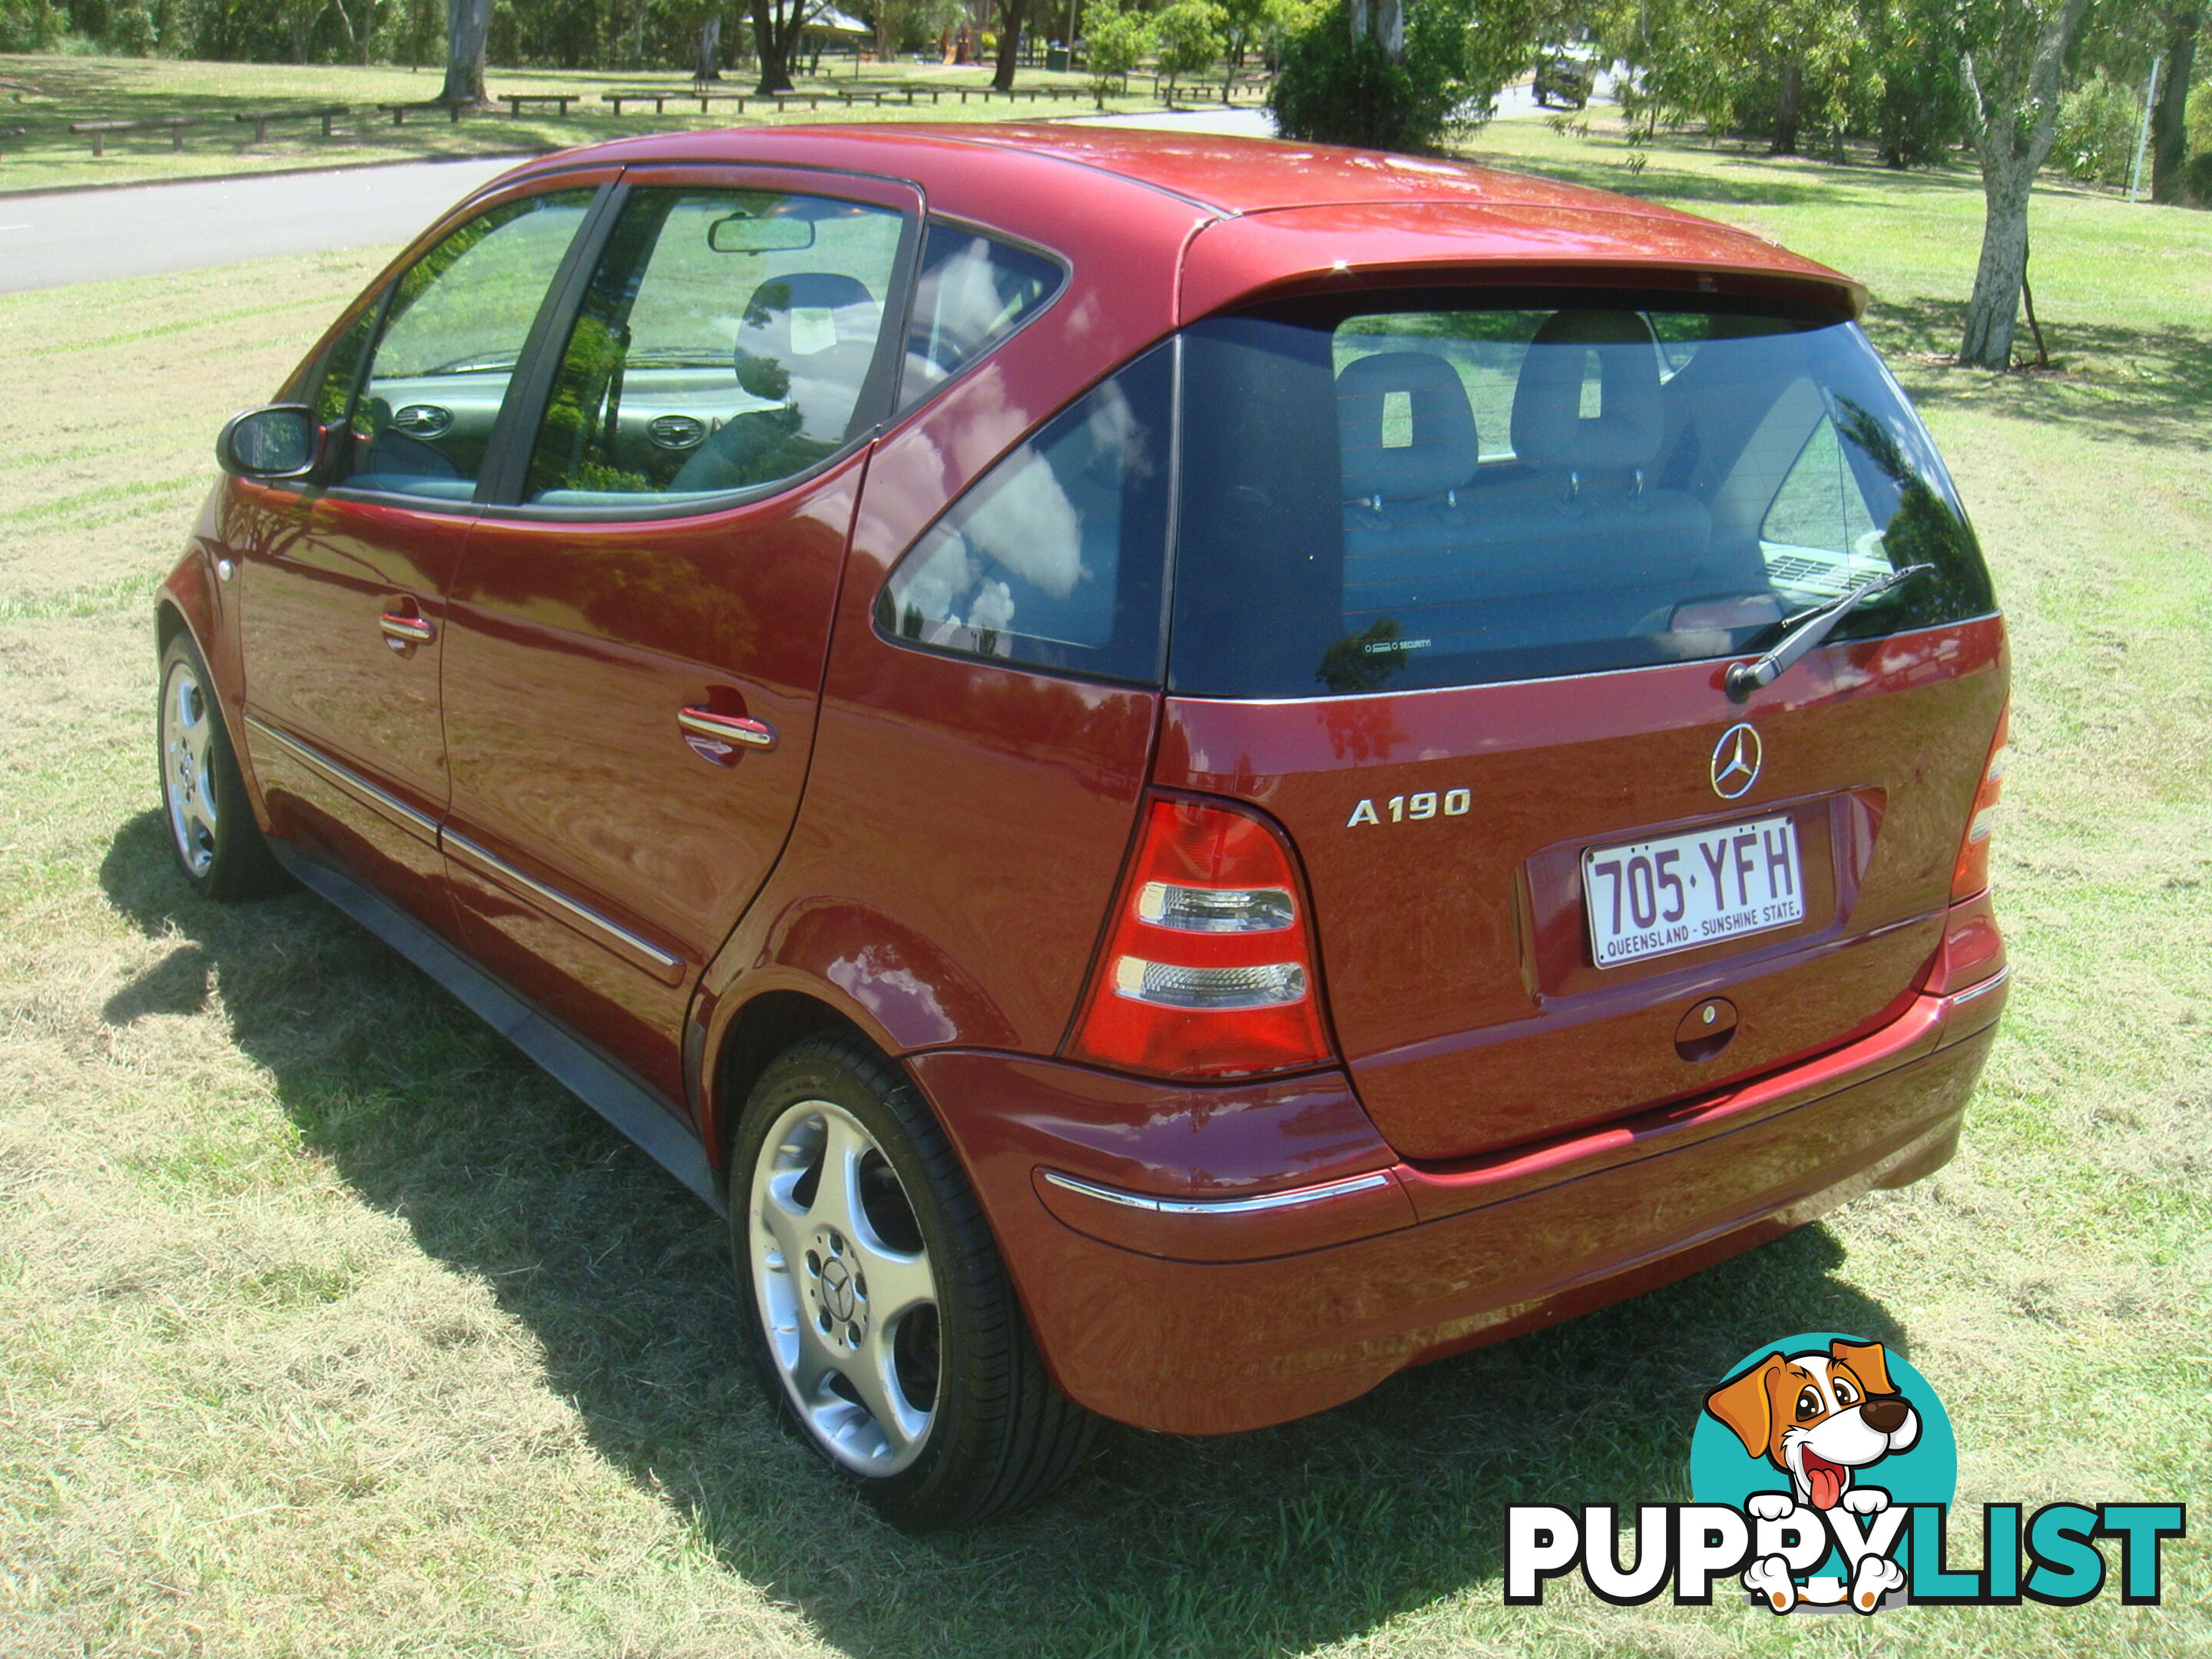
[1069,796,1333,1078]
[1950,699,2010,902]
[1134,880,1295,933]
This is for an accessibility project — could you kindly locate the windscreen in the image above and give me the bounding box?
[1169,294,1995,698]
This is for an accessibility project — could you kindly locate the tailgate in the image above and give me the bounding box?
[1154,620,2006,1162]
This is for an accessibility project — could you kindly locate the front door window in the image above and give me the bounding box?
[338,189,596,500]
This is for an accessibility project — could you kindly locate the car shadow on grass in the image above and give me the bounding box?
[101,808,1911,1659]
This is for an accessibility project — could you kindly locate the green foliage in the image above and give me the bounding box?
[0,0,65,49]
[1083,0,1151,107]
[1153,0,1225,98]
[2054,70,2144,187]
[1270,0,1534,153]
[104,0,154,51]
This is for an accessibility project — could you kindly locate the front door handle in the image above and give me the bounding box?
[379,611,435,648]
[677,707,777,753]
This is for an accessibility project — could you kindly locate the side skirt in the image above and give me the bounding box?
[272,842,727,1216]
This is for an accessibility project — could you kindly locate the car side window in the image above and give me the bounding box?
[336,189,596,502]
[876,345,1174,684]
[524,187,906,505]
[287,302,380,431]
[894,223,1064,412]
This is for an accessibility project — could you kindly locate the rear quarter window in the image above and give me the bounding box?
[1171,294,1995,698]
[875,344,1174,684]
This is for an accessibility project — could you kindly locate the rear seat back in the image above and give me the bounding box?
[1334,313,1746,661]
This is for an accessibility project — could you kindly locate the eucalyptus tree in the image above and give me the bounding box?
[1955,0,2092,367]
[439,0,491,101]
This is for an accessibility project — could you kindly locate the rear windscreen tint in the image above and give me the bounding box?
[1169,296,1995,698]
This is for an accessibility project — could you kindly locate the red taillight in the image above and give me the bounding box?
[1950,699,2010,902]
[1068,795,1333,1079]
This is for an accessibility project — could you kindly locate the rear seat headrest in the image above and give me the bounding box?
[1335,352,1479,503]
[1509,310,1664,472]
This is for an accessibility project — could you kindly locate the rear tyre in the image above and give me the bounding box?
[730,1033,1094,1528]
[157,633,289,902]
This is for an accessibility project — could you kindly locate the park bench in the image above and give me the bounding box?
[70,114,199,156]
[235,104,348,144]
[375,99,471,127]
[499,92,579,118]
[593,81,1082,120]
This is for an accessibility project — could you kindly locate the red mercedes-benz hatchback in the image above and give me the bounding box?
[157,124,2009,1527]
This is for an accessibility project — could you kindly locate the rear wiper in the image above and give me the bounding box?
[1724,562,1936,703]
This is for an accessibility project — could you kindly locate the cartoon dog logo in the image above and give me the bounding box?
[1704,1338,1923,1612]
[1704,1337,1922,1514]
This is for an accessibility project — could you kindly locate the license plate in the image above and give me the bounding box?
[1582,814,1805,968]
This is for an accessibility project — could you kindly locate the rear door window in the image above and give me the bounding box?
[523,187,906,505]
[1171,296,1995,697]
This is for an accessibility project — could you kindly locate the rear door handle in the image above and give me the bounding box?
[677,707,777,752]
[379,611,435,647]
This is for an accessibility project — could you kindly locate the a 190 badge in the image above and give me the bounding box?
[1346,790,1472,826]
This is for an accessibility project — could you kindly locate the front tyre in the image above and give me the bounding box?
[732,1034,1093,1528]
[158,633,288,902]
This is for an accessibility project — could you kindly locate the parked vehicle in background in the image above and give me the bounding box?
[159,123,2011,1528]
[1533,55,1594,108]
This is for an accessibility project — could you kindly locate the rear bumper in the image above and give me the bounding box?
[909,971,2005,1436]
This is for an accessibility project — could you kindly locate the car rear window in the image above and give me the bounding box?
[1169,293,1995,698]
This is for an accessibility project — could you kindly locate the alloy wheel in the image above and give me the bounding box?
[749,1098,941,1474]
[161,657,219,879]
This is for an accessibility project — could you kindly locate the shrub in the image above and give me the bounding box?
[2053,71,2141,189]
[1083,0,1151,107]
[105,1,155,51]
[0,0,63,49]
[1153,0,1226,101]
[1271,0,1479,153]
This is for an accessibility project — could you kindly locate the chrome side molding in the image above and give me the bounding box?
[244,714,439,843]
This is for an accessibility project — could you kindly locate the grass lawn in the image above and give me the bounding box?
[1,118,2207,1656]
[0,52,1210,192]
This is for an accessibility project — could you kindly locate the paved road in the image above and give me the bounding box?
[0,155,527,295]
[0,79,1607,296]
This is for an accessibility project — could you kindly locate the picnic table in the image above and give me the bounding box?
[375,99,471,127]
[69,114,199,155]
[499,93,579,118]
[235,104,348,144]
[597,82,1084,118]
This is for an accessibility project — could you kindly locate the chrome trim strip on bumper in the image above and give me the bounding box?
[441,828,684,981]
[1040,1167,1394,1217]
[1945,965,2011,1006]
[244,714,439,842]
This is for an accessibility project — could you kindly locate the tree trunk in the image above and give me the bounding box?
[992,0,1023,89]
[1956,0,2088,370]
[751,0,796,90]
[2151,4,2200,204]
[1349,0,1402,58]
[1959,159,2032,368]
[696,9,723,80]
[439,0,491,104]
[1772,61,1802,155]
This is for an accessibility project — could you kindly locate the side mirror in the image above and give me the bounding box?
[217,404,323,481]
[707,212,816,254]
